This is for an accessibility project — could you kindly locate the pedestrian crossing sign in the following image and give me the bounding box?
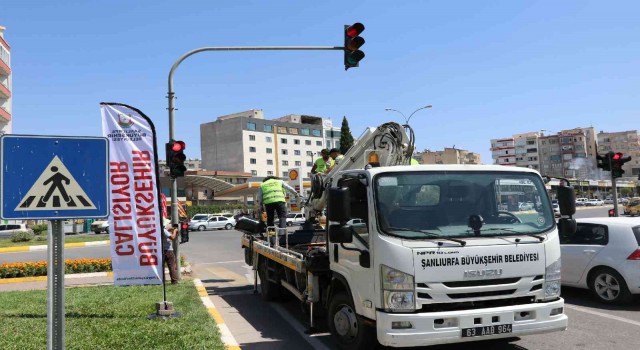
[1,135,109,220]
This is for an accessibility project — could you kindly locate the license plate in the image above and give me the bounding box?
[461,324,512,338]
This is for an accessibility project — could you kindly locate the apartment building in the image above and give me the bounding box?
[158,159,202,173]
[490,138,516,166]
[538,127,597,178]
[597,130,640,177]
[0,26,11,134]
[513,132,542,170]
[417,147,481,165]
[200,110,334,179]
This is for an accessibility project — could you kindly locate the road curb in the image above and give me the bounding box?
[0,240,110,253]
[0,271,113,284]
[193,278,240,350]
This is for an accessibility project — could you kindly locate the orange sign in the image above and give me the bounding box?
[289,169,299,180]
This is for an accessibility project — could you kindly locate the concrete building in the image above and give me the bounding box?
[490,138,516,166]
[597,130,640,177]
[201,110,334,179]
[417,147,481,165]
[513,132,542,170]
[0,26,11,134]
[158,159,202,173]
[538,127,598,179]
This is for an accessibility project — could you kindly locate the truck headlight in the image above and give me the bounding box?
[381,265,415,312]
[544,258,562,299]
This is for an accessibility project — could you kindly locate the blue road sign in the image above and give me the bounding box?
[1,135,109,220]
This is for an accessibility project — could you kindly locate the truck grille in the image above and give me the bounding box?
[419,296,536,312]
[442,277,520,288]
[447,289,516,299]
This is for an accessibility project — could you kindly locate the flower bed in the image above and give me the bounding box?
[0,259,112,278]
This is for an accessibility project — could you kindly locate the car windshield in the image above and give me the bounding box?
[286,213,297,218]
[374,171,554,239]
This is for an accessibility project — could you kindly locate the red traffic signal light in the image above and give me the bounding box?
[344,22,365,70]
[181,223,188,230]
[608,209,615,217]
[613,152,622,161]
[166,140,187,178]
[172,141,185,152]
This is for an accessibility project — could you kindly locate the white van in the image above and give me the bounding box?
[0,223,32,237]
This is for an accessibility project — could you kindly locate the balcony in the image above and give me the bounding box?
[0,59,9,76]
[0,107,10,121]
[0,83,9,99]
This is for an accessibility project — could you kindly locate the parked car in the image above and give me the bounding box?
[91,220,109,234]
[620,197,630,205]
[191,214,214,222]
[0,223,32,237]
[552,203,561,218]
[623,198,640,216]
[188,215,236,231]
[560,217,640,304]
[575,198,589,206]
[603,198,614,205]
[586,199,604,206]
[285,213,306,226]
[518,201,534,211]
[347,218,365,226]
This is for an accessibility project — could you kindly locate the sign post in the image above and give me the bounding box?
[1,135,108,350]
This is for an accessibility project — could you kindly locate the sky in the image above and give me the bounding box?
[2,0,640,164]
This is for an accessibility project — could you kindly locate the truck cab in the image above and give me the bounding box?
[326,165,568,348]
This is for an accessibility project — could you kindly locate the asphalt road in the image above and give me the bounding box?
[2,206,639,349]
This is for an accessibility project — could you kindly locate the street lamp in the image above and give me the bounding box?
[384,105,432,125]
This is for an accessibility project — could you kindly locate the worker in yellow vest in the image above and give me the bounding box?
[411,158,420,165]
[311,149,335,175]
[257,176,300,229]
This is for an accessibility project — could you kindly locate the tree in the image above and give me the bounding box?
[339,116,354,155]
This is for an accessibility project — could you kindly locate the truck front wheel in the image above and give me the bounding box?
[328,291,376,350]
[258,258,282,301]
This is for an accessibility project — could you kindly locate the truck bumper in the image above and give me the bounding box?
[376,298,567,347]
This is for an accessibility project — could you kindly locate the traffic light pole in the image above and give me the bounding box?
[612,175,619,217]
[167,45,345,276]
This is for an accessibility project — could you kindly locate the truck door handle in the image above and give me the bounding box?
[583,249,596,254]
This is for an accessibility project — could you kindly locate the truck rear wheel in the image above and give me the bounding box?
[258,257,282,301]
[328,291,376,350]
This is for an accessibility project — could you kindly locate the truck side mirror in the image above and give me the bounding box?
[327,187,351,222]
[329,224,353,243]
[558,218,577,236]
[557,186,576,216]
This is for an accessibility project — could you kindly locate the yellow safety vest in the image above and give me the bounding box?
[315,157,334,173]
[261,179,286,205]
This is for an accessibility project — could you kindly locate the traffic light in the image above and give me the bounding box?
[344,22,365,70]
[166,140,187,178]
[596,152,609,170]
[180,222,189,243]
[611,152,631,178]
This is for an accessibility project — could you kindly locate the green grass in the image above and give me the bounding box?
[0,281,224,350]
[0,235,109,248]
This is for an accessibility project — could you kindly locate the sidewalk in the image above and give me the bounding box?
[0,239,109,253]
[0,267,190,292]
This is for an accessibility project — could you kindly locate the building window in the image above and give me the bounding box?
[264,124,273,132]
[281,138,288,144]
[250,158,257,164]
[307,161,313,166]
[289,128,298,135]
[326,141,331,148]
[305,140,311,145]
[249,135,255,141]
[266,136,272,142]
[282,160,289,166]
[251,170,257,176]
[278,126,287,133]
[266,148,273,154]
[267,160,273,165]
[282,149,288,155]
[316,141,322,146]
[301,128,310,136]
[267,171,273,176]
[307,151,313,156]
[312,129,321,137]
[295,161,301,166]
[294,139,300,145]
[249,146,256,152]
[294,150,301,156]
[247,122,256,131]
[282,171,288,177]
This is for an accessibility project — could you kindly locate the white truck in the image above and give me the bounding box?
[237,122,575,348]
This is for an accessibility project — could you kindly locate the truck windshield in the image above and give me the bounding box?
[374,171,554,239]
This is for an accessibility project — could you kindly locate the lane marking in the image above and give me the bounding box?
[566,304,640,327]
[193,278,240,350]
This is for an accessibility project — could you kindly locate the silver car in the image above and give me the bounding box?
[189,216,235,231]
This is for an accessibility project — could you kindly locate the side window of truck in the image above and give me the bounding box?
[338,176,369,246]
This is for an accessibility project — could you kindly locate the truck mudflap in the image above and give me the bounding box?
[376,298,567,347]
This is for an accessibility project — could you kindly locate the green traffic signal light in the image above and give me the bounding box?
[344,22,365,70]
